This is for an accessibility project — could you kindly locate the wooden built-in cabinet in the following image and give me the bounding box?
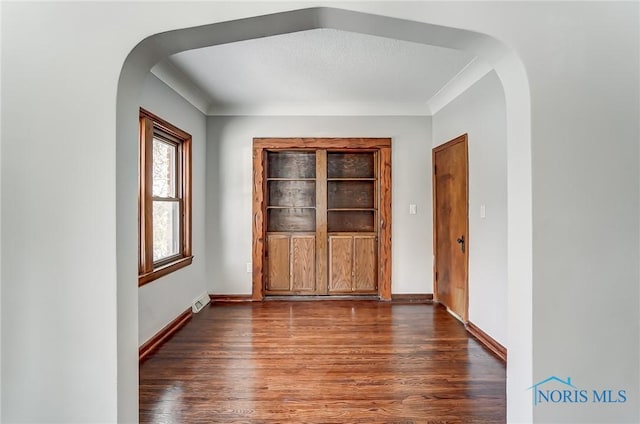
[253,138,392,300]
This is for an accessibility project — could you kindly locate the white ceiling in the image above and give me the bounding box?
[153,28,490,116]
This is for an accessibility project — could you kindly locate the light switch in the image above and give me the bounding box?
[246,262,252,273]
[480,204,486,219]
[409,204,417,215]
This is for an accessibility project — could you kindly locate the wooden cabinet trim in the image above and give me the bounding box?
[254,138,391,149]
[378,146,392,300]
[316,150,328,295]
[252,147,266,300]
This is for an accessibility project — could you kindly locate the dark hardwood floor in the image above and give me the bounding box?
[139,301,506,423]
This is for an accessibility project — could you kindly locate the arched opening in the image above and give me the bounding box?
[117,7,532,422]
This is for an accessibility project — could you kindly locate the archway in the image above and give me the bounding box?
[117,7,532,422]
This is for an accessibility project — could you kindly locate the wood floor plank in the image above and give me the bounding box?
[139,301,505,423]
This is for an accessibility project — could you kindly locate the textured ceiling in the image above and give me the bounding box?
[164,28,477,114]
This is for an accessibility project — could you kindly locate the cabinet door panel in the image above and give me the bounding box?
[291,235,316,291]
[354,236,377,292]
[267,235,290,290]
[329,236,353,292]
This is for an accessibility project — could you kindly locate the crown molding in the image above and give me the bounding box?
[151,56,493,117]
[207,101,431,116]
[425,57,493,115]
[150,60,211,115]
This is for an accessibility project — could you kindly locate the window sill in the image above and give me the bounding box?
[138,256,193,287]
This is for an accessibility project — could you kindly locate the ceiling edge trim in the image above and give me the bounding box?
[207,102,431,117]
[150,60,211,115]
[151,53,493,117]
[425,57,493,115]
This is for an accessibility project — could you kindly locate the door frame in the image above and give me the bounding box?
[252,138,392,300]
[432,134,469,321]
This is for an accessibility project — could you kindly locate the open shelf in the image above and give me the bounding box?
[267,208,316,232]
[266,151,316,233]
[327,152,375,179]
[328,208,376,211]
[267,151,316,179]
[267,178,316,181]
[328,210,375,232]
[328,180,374,209]
[268,206,315,209]
[327,152,376,233]
[326,178,376,181]
[268,180,316,207]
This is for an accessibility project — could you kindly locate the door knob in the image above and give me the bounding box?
[456,235,465,253]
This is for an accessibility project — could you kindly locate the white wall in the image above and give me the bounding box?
[138,74,208,345]
[432,70,508,346]
[520,4,639,422]
[2,3,122,421]
[0,1,3,415]
[206,116,433,295]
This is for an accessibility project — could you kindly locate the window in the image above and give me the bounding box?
[139,108,192,286]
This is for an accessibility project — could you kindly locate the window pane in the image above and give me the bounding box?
[153,138,176,197]
[153,201,180,261]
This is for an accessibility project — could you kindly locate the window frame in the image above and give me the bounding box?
[138,108,193,286]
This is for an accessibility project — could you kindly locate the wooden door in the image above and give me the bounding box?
[433,134,468,321]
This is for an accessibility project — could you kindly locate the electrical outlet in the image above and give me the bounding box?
[192,293,210,313]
